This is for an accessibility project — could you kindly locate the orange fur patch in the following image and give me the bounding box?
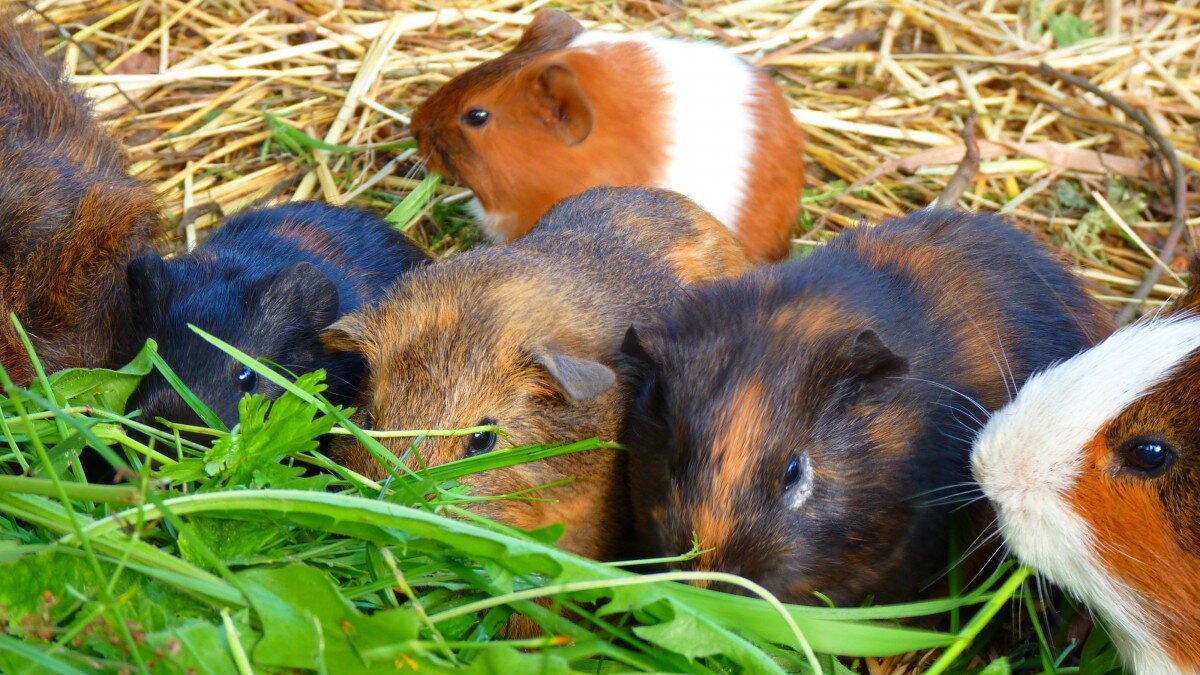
[1069,432,1200,667]
[732,73,806,263]
[694,379,768,556]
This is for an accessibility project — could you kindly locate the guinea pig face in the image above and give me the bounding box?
[623,322,920,604]
[323,301,621,530]
[126,254,340,431]
[973,315,1200,672]
[409,11,592,214]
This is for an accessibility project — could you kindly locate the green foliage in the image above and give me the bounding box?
[0,325,1130,673]
[1048,13,1093,48]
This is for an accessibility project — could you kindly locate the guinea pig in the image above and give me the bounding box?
[321,186,751,560]
[0,15,156,385]
[972,266,1200,674]
[410,10,804,263]
[124,202,429,431]
[621,208,1111,605]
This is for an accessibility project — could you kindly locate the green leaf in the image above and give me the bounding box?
[386,173,442,228]
[39,340,156,412]
[241,564,421,672]
[1049,13,1092,47]
[202,370,337,488]
[980,657,1013,675]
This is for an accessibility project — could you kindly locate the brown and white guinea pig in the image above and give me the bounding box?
[0,15,156,385]
[123,202,429,432]
[620,209,1111,605]
[410,10,804,263]
[321,186,750,560]
[973,266,1200,674]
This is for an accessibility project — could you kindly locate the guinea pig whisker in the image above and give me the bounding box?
[993,331,1019,404]
[887,375,991,419]
[945,296,1016,402]
[910,481,983,497]
[931,400,985,430]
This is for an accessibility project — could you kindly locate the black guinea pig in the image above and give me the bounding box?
[621,208,1112,605]
[125,201,429,431]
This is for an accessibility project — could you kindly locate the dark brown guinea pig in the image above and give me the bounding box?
[621,209,1111,604]
[410,10,805,263]
[0,15,156,384]
[322,187,750,560]
[124,202,429,432]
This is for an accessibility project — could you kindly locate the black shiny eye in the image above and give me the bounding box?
[461,108,490,128]
[783,458,803,490]
[1121,438,1177,477]
[236,365,257,393]
[464,419,498,457]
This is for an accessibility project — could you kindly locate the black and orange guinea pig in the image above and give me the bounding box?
[410,10,804,263]
[321,187,751,560]
[124,202,429,431]
[0,15,156,385]
[621,209,1111,605]
[974,264,1200,674]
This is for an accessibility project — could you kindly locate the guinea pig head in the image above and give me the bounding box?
[622,300,930,605]
[410,11,596,238]
[973,308,1200,673]
[126,254,342,431]
[322,275,630,559]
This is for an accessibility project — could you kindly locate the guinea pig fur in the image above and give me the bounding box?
[124,202,429,431]
[622,208,1111,605]
[321,186,751,560]
[972,265,1200,674]
[0,16,156,385]
[410,10,805,263]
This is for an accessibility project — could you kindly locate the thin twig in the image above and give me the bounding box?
[936,111,980,208]
[1036,63,1190,324]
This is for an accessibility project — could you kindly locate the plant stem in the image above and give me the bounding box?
[924,565,1035,675]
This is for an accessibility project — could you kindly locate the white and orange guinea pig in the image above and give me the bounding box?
[973,275,1200,674]
[410,10,805,263]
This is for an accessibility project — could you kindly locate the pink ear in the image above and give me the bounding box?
[515,10,584,53]
[534,63,594,146]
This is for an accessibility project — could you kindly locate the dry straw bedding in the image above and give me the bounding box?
[16,0,1200,319]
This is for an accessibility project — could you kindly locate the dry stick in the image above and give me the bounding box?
[1034,63,1190,325]
[935,111,980,208]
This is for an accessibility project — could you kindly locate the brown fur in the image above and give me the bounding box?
[1072,359,1200,667]
[410,10,804,263]
[324,187,749,560]
[0,16,156,384]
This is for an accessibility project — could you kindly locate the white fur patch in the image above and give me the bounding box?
[467,197,513,242]
[786,454,814,511]
[972,314,1200,674]
[569,31,757,232]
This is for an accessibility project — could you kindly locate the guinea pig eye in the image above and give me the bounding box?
[1120,437,1177,477]
[236,365,257,393]
[464,419,498,457]
[461,108,490,128]
[783,457,804,490]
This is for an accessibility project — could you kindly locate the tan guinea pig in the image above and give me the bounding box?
[322,187,750,560]
[973,268,1200,675]
[410,10,805,263]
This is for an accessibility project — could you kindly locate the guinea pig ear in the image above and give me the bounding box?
[321,314,368,355]
[258,262,340,331]
[835,328,909,399]
[533,350,616,402]
[126,253,170,330]
[534,63,594,147]
[515,10,584,53]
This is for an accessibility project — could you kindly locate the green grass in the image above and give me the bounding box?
[0,315,1132,674]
